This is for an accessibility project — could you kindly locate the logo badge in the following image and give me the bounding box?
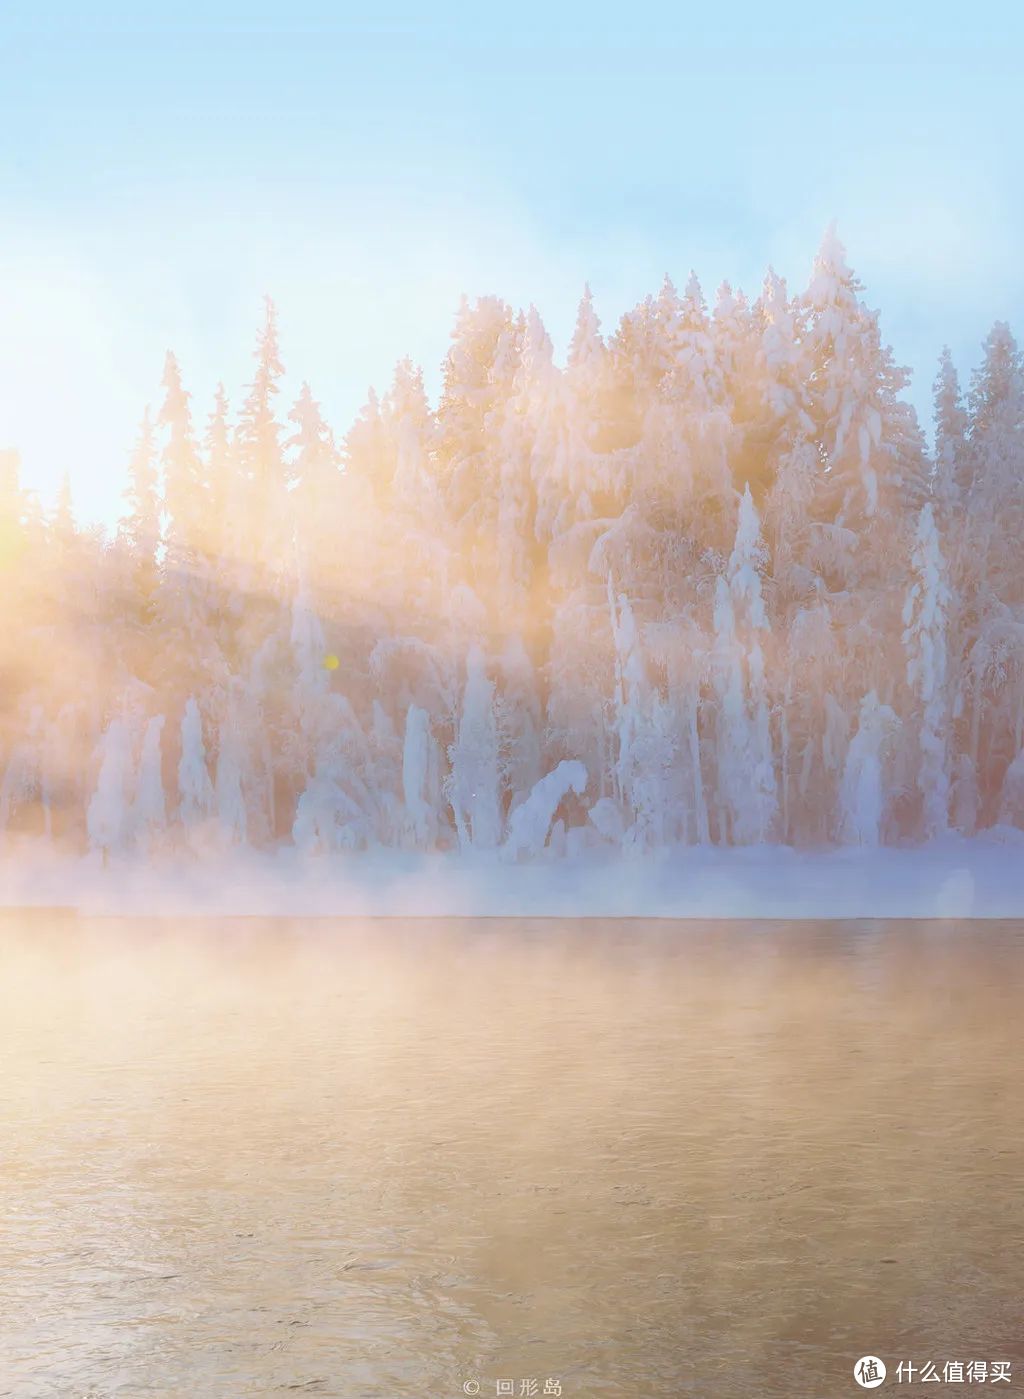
[854,1356,886,1388]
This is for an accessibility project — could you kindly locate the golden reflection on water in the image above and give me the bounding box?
[0,915,1022,1398]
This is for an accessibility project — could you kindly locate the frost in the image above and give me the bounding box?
[1,238,1021,864]
[87,719,134,855]
[178,698,214,835]
[503,760,587,860]
[839,693,898,846]
[132,715,166,850]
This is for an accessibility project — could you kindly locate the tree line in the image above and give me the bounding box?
[1,227,1022,857]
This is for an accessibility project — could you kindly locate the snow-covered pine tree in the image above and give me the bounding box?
[933,347,967,516]
[839,692,899,846]
[157,353,217,704]
[447,646,503,851]
[118,408,161,626]
[159,352,205,572]
[178,697,214,844]
[903,504,951,837]
[711,487,778,843]
[235,296,291,582]
[3,242,1023,857]
[959,323,1024,821]
[288,381,342,599]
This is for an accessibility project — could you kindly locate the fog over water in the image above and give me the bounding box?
[1,915,1021,1397]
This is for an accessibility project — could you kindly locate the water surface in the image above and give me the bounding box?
[1,916,1021,1397]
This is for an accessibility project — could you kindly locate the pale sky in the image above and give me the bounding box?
[2,0,1022,524]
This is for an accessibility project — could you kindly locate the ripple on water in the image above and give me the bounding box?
[0,915,1022,1398]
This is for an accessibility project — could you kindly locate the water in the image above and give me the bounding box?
[1,916,1022,1398]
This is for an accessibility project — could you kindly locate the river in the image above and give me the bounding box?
[1,915,1021,1397]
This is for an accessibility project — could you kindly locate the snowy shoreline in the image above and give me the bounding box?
[1,835,1023,920]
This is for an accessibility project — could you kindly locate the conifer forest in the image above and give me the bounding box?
[3,230,1023,859]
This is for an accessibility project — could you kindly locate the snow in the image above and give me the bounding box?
[4,236,1024,872]
[503,759,587,860]
[86,718,133,855]
[292,761,368,854]
[401,703,436,848]
[131,715,166,850]
[1,836,1021,920]
[839,692,897,845]
[178,698,214,833]
[904,503,951,837]
[214,717,248,847]
[447,646,502,851]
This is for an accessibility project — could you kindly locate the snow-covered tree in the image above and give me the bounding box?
[236,296,290,578]
[903,505,951,837]
[178,697,214,838]
[3,241,1023,859]
[132,714,167,851]
[119,408,160,618]
[160,351,205,567]
[87,718,135,856]
[447,646,503,851]
[839,692,899,846]
[933,347,967,515]
[712,488,778,843]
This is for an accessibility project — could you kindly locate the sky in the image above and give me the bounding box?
[2,0,1022,525]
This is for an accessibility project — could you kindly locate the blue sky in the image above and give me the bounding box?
[2,1,1022,523]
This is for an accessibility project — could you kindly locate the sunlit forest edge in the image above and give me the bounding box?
[2,228,1023,859]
